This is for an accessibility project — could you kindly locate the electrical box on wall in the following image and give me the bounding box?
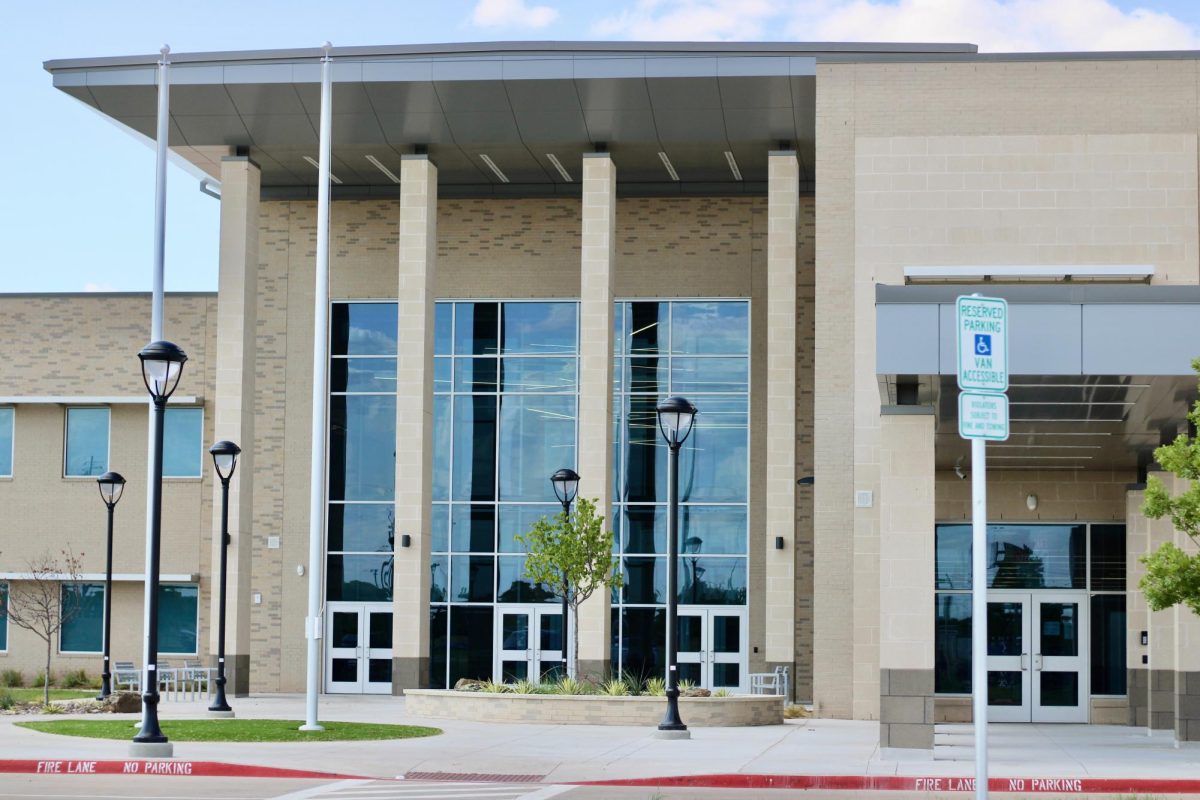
[855,490,873,508]
[267,536,280,549]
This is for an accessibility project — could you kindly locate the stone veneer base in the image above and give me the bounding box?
[403,690,784,726]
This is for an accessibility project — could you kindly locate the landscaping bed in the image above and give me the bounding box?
[405,688,784,726]
[17,719,442,742]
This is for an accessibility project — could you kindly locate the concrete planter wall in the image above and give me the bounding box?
[404,689,784,726]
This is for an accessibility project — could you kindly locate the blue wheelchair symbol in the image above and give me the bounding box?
[974,334,992,356]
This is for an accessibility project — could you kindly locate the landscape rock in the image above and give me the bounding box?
[681,687,711,698]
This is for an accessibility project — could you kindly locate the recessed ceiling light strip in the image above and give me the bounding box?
[546,153,572,182]
[364,154,400,184]
[479,154,510,184]
[1009,383,1151,389]
[658,151,679,181]
[303,155,342,185]
[724,151,742,181]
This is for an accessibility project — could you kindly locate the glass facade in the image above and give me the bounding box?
[163,407,203,478]
[0,408,12,477]
[430,301,579,688]
[934,523,1126,696]
[328,303,397,605]
[64,407,108,477]
[610,301,750,680]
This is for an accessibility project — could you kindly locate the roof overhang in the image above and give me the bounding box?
[43,41,976,198]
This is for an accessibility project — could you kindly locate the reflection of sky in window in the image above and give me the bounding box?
[501,303,578,354]
[935,524,1086,590]
[0,408,11,476]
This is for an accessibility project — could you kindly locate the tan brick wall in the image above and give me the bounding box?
[0,294,216,679]
[815,56,1200,721]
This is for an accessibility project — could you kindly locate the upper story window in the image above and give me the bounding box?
[64,407,109,477]
[0,408,12,477]
[163,407,203,478]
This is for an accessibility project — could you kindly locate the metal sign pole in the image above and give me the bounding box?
[971,436,988,800]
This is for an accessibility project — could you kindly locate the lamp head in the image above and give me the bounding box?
[209,440,242,482]
[138,340,188,403]
[96,471,126,507]
[656,396,698,446]
[550,467,581,505]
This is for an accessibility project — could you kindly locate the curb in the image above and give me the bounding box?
[0,759,373,780]
[577,774,1200,794]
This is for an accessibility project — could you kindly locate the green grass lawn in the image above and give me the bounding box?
[3,688,97,703]
[16,718,442,742]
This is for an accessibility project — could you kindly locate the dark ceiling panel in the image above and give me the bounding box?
[174,115,250,146]
[717,75,794,109]
[362,81,441,114]
[296,81,377,115]
[89,84,156,117]
[425,146,489,185]
[645,77,722,110]
[445,112,522,145]
[659,145,735,183]
[460,144,551,184]
[605,146,671,182]
[513,110,590,144]
[724,107,799,143]
[504,79,581,112]
[249,148,304,186]
[329,113,388,146]
[654,108,728,144]
[580,107,658,144]
[727,144,770,182]
[435,80,512,113]
[170,85,240,116]
[226,83,306,116]
[376,112,456,145]
[575,77,651,110]
[242,114,316,146]
[117,115,188,146]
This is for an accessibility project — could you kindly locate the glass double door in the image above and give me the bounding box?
[987,592,1087,722]
[325,603,394,694]
[495,605,566,683]
[677,607,747,692]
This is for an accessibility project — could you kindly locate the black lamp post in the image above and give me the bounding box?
[208,439,240,716]
[95,471,126,700]
[656,396,697,736]
[134,340,187,748]
[550,467,580,680]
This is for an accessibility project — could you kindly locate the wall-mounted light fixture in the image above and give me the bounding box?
[401,534,412,549]
[1026,493,1038,511]
[775,536,785,550]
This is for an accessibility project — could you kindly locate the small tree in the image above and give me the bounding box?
[515,498,623,679]
[1142,358,1200,614]
[0,550,84,705]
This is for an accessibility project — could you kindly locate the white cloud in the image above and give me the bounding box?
[593,0,1200,52]
[82,282,116,292]
[472,0,560,28]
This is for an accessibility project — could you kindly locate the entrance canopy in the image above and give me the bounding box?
[44,41,973,198]
[876,284,1200,471]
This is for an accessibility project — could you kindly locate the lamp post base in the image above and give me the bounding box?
[206,709,235,719]
[653,729,691,740]
[129,741,174,758]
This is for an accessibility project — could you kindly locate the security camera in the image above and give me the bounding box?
[954,458,966,480]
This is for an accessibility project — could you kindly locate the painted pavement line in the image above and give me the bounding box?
[269,780,374,800]
[327,790,529,797]
[513,786,574,800]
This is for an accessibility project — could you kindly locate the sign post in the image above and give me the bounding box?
[956,295,1008,800]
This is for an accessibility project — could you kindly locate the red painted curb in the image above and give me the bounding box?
[0,759,373,780]
[578,774,1200,794]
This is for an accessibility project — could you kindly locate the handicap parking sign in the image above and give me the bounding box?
[956,296,1007,392]
[974,334,991,356]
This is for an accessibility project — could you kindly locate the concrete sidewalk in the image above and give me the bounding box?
[1,694,1198,784]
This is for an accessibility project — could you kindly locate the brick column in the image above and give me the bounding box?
[1171,469,1200,740]
[877,410,935,754]
[1126,485,1150,726]
[392,155,438,690]
[765,152,798,687]
[1147,477,1177,731]
[209,155,259,696]
[576,153,616,679]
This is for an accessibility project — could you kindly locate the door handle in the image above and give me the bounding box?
[1021,652,1029,671]
[1034,654,1043,671]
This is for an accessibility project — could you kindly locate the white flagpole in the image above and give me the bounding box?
[301,42,334,732]
[141,43,170,730]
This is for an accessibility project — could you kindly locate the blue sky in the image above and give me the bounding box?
[7,0,1200,293]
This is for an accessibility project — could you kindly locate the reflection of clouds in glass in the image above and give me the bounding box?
[348,326,397,353]
[502,303,578,353]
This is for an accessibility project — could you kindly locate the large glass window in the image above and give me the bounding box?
[934,523,1125,697]
[430,301,579,688]
[611,300,750,679]
[59,583,104,653]
[158,584,199,654]
[0,408,12,477]
[64,408,109,477]
[328,303,398,605]
[163,408,203,478]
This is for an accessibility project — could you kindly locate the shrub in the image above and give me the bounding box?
[0,670,23,688]
[0,690,14,710]
[678,679,695,692]
[33,672,50,688]
[553,676,594,695]
[620,671,646,696]
[712,688,731,698]
[643,677,666,697]
[600,678,629,696]
[511,680,542,695]
[39,702,64,714]
[478,680,510,694]
[60,669,92,689]
[783,704,808,719]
